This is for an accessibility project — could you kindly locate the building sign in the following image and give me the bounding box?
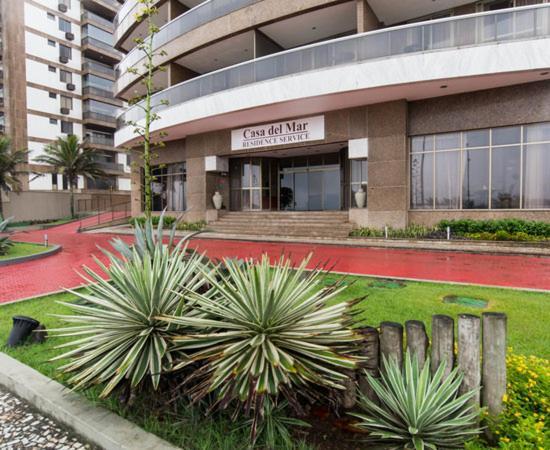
[231,116,325,151]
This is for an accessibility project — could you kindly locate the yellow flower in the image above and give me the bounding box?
[503,394,509,402]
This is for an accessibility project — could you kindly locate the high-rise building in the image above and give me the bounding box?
[115,0,550,237]
[0,0,130,218]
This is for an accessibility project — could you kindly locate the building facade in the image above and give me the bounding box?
[114,0,550,232]
[0,0,130,219]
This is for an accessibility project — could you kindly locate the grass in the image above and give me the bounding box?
[0,242,51,260]
[0,278,548,448]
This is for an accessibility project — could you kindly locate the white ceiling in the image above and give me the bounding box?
[260,1,357,49]
[179,0,203,8]
[367,0,475,25]
[176,31,254,74]
[120,1,169,52]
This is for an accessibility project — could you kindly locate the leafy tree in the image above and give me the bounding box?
[125,0,168,218]
[0,136,28,218]
[35,135,106,218]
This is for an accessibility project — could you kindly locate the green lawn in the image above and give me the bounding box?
[0,242,51,260]
[0,278,548,449]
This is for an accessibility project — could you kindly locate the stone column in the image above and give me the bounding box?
[356,0,380,33]
[366,101,408,229]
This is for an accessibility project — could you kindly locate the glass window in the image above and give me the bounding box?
[49,92,57,99]
[59,18,71,33]
[47,12,55,20]
[48,39,56,47]
[49,118,57,125]
[492,126,521,145]
[464,129,490,148]
[410,153,434,209]
[60,70,72,83]
[60,44,72,59]
[350,159,368,208]
[411,135,433,153]
[523,143,550,208]
[83,74,113,91]
[83,24,113,45]
[491,146,521,208]
[435,132,461,151]
[61,121,73,134]
[462,148,490,209]
[60,95,72,109]
[48,65,56,73]
[435,151,461,209]
[150,163,186,212]
[524,122,550,143]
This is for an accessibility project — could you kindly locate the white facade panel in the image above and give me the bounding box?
[29,173,53,191]
[26,59,82,94]
[25,31,81,72]
[24,2,81,43]
[32,0,81,21]
[26,113,83,142]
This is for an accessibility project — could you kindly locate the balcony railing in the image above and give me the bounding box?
[83,85,114,99]
[84,110,117,124]
[86,133,115,147]
[94,160,124,172]
[82,11,114,30]
[117,0,261,75]
[118,4,550,128]
[82,36,121,57]
[83,59,115,77]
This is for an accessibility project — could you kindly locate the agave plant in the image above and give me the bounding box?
[351,352,481,449]
[0,216,13,255]
[51,237,209,398]
[160,254,362,426]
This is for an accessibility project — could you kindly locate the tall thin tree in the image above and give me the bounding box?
[125,0,168,218]
[0,136,28,219]
[35,135,106,218]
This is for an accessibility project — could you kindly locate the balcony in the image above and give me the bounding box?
[83,59,116,78]
[82,36,122,65]
[114,0,162,48]
[117,4,550,132]
[116,0,262,80]
[94,159,124,173]
[84,110,117,127]
[82,11,115,31]
[83,84,116,100]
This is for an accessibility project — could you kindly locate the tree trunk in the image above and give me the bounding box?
[0,192,4,219]
[70,184,75,218]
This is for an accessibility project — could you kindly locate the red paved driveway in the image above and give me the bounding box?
[1,217,550,304]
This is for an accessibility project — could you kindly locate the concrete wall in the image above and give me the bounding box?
[2,191,130,222]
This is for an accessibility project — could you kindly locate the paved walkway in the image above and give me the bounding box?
[1,216,550,304]
[0,389,94,449]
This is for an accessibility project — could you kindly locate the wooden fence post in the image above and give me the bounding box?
[458,314,481,407]
[431,315,454,378]
[358,326,380,403]
[379,322,403,371]
[482,312,507,417]
[406,320,429,368]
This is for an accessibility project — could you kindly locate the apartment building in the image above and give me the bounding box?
[114,0,550,237]
[0,0,130,219]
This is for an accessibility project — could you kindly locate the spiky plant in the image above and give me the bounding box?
[351,352,481,449]
[0,216,13,255]
[51,237,209,398]
[160,254,362,435]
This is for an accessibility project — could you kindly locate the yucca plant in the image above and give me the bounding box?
[0,216,13,255]
[351,352,481,449]
[160,254,362,435]
[51,237,209,398]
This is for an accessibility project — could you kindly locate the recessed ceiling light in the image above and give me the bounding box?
[440,84,448,89]
[214,58,218,62]
[244,49,248,52]
[541,71,549,76]
[312,26,317,30]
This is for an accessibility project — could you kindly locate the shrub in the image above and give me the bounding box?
[438,219,550,238]
[486,352,549,448]
[351,352,481,449]
[350,224,441,239]
[129,215,177,228]
[161,254,362,437]
[51,218,209,398]
[0,216,13,255]
[176,220,206,232]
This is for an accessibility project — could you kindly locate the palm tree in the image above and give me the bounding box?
[0,136,28,219]
[35,135,106,218]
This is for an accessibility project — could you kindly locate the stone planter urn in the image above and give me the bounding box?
[212,191,223,210]
[354,187,366,208]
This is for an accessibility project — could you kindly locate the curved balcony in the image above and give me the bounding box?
[114,0,338,95]
[116,4,550,146]
[114,0,162,49]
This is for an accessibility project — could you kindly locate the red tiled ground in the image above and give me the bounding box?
[1,216,550,304]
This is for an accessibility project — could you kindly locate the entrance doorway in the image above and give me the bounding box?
[279,155,341,210]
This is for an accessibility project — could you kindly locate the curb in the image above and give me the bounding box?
[0,243,62,267]
[0,353,180,450]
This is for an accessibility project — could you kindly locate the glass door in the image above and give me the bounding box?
[229,158,272,211]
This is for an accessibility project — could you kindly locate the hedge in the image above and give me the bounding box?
[437,219,550,238]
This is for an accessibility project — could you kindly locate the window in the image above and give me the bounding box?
[59,44,71,60]
[48,65,56,73]
[60,95,72,110]
[47,12,55,20]
[60,70,72,83]
[59,18,71,33]
[350,159,368,207]
[49,118,58,125]
[83,74,113,92]
[61,120,73,134]
[83,24,114,45]
[149,163,187,211]
[410,122,550,210]
[49,92,57,99]
[48,39,56,47]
